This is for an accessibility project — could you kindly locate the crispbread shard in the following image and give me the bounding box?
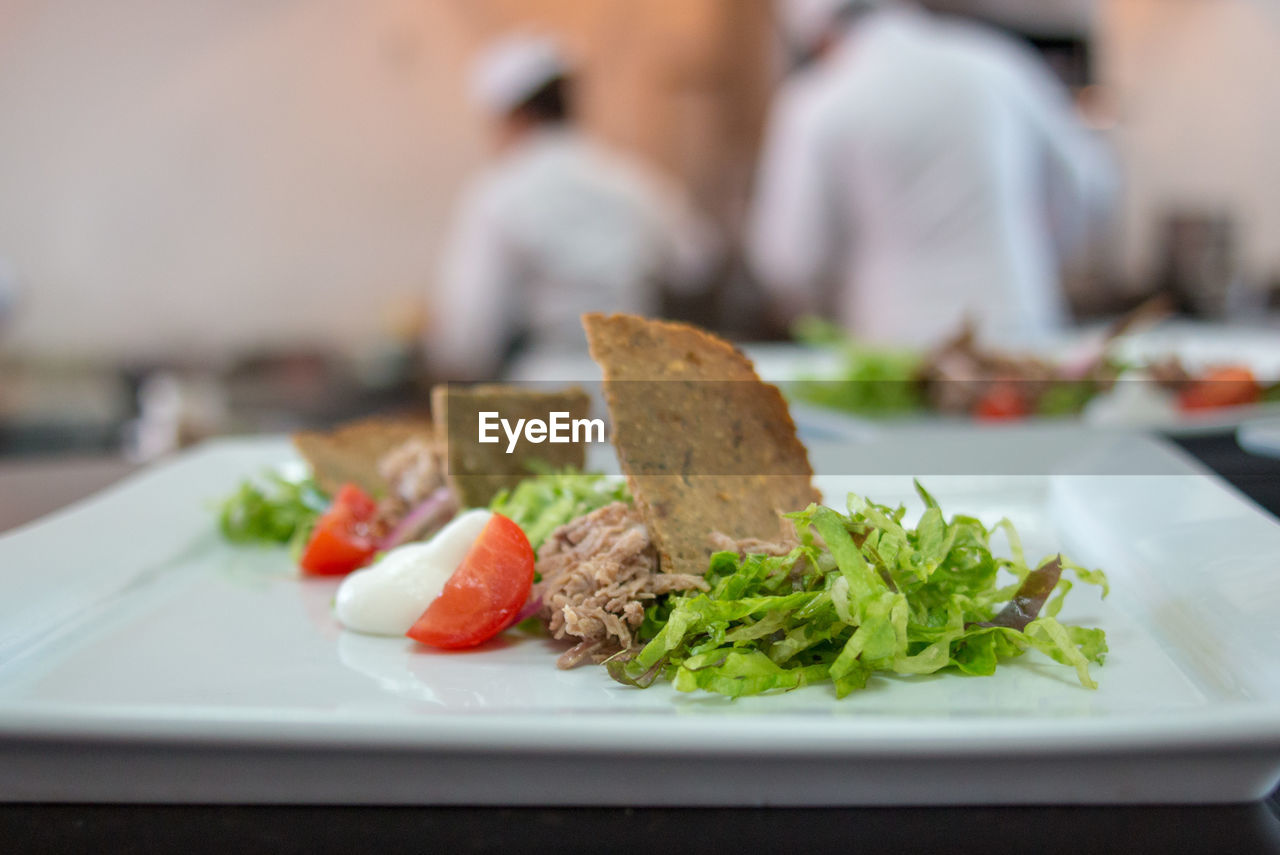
[582,313,821,577]
[292,416,434,497]
[432,384,592,508]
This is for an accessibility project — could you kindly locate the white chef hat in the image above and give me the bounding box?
[779,0,882,52]
[470,32,572,116]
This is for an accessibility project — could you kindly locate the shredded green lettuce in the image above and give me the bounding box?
[489,466,631,551]
[790,317,924,416]
[217,472,329,552]
[609,480,1108,698]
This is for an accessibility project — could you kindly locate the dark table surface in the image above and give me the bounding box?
[3,430,1280,854]
[1,800,1278,854]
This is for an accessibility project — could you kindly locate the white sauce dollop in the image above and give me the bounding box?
[334,508,493,636]
[1083,371,1178,427]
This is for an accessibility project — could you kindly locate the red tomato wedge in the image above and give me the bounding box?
[299,483,380,576]
[1178,366,1261,412]
[406,513,535,650]
[973,382,1030,421]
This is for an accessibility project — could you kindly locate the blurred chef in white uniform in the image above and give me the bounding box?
[431,33,720,379]
[747,0,1115,347]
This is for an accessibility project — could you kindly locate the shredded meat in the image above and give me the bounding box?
[376,437,446,522]
[536,502,708,669]
[708,529,798,557]
[918,322,1062,414]
[1145,356,1192,389]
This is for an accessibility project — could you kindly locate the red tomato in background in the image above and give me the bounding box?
[299,483,380,576]
[1178,366,1261,412]
[407,513,535,649]
[973,383,1030,421]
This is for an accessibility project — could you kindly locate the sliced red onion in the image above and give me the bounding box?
[511,595,543,626]
[379,487,458,551]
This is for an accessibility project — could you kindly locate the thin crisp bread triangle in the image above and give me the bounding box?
[582,313,821,577]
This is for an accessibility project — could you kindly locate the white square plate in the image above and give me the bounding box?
[1,429,1279,805]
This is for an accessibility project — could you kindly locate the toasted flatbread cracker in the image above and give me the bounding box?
[582,313,820,577]
[432,384,592,508]
[292,416,433,497]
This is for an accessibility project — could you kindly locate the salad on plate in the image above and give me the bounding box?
[217,313,1108,698]
[790,307,1280,425]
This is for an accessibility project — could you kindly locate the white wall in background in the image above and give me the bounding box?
[0,0,772,363]
[1,0,1276,363]
[1099,0,1280,290]
[0,0,484,362]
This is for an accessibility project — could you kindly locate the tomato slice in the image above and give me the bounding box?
[299,483,380,576]
[406,513,535,649]
[332,483,378,519]
[1178,366,1261,412]
[973,382,1030,421]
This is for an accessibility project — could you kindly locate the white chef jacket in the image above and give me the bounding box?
[431,127,719,378]
[747,4,1115,347]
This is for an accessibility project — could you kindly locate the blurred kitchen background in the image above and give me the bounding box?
[1,0,1279,459]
